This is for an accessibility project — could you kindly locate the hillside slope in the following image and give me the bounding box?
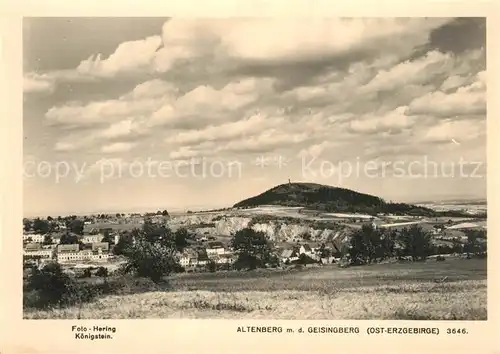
[233,182,436,216]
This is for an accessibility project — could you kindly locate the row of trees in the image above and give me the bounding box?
[349,224,486,264]
[349,225,429,264]
[24,218,85,235]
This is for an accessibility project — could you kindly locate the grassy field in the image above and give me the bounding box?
[24,258,487,320]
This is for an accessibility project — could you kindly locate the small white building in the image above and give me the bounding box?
[206,242,225,257]
[23,249,53,259]
[23,233,45,243]
[215,254,235,264]
[82,234,103,244]
[179,255,190,267]
[57,249,110,263]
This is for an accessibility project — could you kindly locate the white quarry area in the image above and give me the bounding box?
[215,217,251,235]
[171,214,216,225]
[170,213,341,243]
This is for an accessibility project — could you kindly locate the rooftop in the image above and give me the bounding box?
[207,241,224,249]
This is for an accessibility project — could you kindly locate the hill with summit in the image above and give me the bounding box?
[233,182,439,216]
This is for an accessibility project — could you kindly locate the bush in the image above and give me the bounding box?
[122,238,177,282]
[95,267,108,277]
[436,255,446,262]
[207,261,217,273]
[399,225,432,261]
[81,268,92,278]
[25,262,73,308]
[295,253,318,265]
[25,262,100,309]
[23,290,42,308]
[60,281,101,306]
[230,228,273,270]
[103,276,162,295]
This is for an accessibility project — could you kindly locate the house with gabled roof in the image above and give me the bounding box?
[206,241,225,257]
[280,248,299,263]
[299,244,313,256]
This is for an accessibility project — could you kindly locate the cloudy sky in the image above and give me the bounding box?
[23,17,486,216]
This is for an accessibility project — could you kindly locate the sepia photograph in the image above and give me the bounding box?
[22,17,487,321]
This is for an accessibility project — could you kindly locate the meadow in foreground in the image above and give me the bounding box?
[24,258,487,320]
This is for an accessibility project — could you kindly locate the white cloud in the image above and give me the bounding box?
[297,141,337,158]
[168,147,202,160]
[76,36,163,77]
[407,81,486,117]
[46,77,273,132]
[99,119,145,139]
[419,119,485,144]
[84,158,130,180]
[53,118,148,152]
[45,97,162,127]
[440,75,468,91]
[100,142,137,153]
[462,70,486,93]
[206,18,450,63]
[219,129,309,154]
[349,106,415,134]
[39,19,486,174]
[360,50,453,93]
[23,75,54,93]
[166,112,285,145]
[24,18,452,90]
[54,141,79,152]
[125,79,178,100]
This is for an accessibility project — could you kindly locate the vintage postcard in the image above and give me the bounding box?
[1,1,499,353]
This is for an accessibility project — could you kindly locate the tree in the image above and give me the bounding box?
[48,220,58,232]
[301,232,312,241]
[59,232,80,245]
[231,228,273,270]
[33,218,50,234]
[47,216,53,221]
[113,233,134,255]
[318,243,332,258]
[95,267,108,277]
[122,238,177,283]
[81,268,92,278]
[398,225,432,261]
[101,230,114,245]
[42,234,53,245]
[69,219,84,235]
[121,222,178,282]
[348,224,383,264]
[161,209,169,216]
[140,220,175,248]
[207,260,217,273]
[26,262,72,308]
[464,229,487,255]
[174,228,189,252]
[23,218,32,232]
[379,229,398,261]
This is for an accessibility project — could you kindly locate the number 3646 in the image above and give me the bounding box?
[447,328,468,334]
